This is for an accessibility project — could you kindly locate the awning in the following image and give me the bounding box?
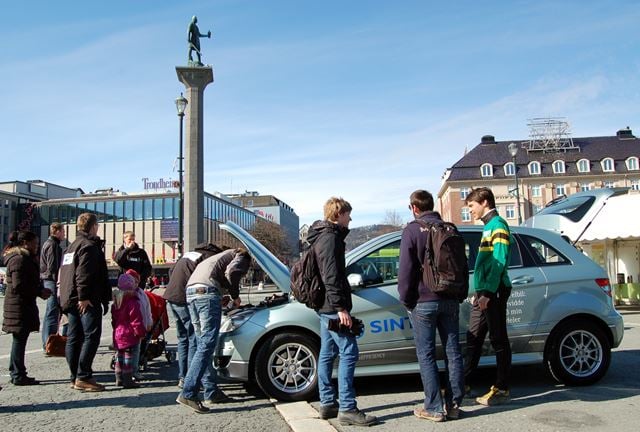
[580,194,640,241]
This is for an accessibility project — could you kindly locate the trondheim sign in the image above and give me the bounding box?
[142,177,180,191]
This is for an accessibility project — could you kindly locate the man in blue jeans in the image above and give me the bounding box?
[58,213,112,392]
[40,222,66,350]
[307,197,377,427]
[398,190,465,422]
[164,243,222,388]
[176,248,251,413]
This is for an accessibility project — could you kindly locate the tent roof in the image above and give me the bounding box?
[581,194,640,241]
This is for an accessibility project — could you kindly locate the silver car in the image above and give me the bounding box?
[215,221,624,401]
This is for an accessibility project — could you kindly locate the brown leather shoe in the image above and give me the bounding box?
[74,378,105,392]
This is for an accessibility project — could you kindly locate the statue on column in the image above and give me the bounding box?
[188,16,211,67]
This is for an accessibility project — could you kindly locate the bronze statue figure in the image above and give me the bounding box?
[188,16,211,66]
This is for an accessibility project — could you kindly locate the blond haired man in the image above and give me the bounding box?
[59,213,111,392]
[307,197,377,427]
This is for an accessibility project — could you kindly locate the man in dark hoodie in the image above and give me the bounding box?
[308,197,377,427]
[59,212,111,392]
[164,242,222,388]
[114,231,152,288]
[398,190,464,422]
[40,222,66,351]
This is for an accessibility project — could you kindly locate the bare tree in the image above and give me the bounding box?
[381,209,404,227]
[251,218,291,262]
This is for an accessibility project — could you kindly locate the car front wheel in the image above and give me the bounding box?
[254,332,319,401]
[545,319,611,386]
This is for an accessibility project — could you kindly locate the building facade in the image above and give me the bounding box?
[227,191,300,257]
[438,127,639,225]
[32,190,256,271]
[0,180,82,252]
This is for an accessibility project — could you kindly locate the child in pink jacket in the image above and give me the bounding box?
[111,273,146,388]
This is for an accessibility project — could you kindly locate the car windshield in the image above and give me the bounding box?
[535,196,595,222]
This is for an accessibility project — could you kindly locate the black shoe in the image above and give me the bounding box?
[338,408,378,426]
[318,404,339,419]
[176,395,209,414]
[12,376,40,386]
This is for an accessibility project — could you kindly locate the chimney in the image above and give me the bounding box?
[481,135,496,144]
[617,127,635,140]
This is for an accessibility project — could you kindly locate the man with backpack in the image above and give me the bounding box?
[307,197,377,427]
[463,187,512,406]
[398,189,467,422]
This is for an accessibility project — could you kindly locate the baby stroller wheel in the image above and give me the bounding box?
[166,350,176,363]
[110,355,116,370]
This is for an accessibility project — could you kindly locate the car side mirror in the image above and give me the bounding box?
[348,273,364,288]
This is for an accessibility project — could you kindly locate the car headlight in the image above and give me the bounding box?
[220,309,257,333]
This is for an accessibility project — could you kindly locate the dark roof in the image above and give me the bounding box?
[449,134,640,181]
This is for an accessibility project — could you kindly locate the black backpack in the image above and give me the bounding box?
[414,219,469,302]
[290,243,325,309]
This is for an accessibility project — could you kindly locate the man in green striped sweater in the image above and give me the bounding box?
[464,187,512,406]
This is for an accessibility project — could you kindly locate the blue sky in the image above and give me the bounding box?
[1,1,639,227]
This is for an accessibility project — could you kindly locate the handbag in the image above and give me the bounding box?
[45,316,67,357]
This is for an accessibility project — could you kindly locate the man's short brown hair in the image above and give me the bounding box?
[409,190,434,212]
[50,222,64,236]
[77,212,98,234]
[123,231,135,240]
[323,197,352,222]
[465,187,496,209]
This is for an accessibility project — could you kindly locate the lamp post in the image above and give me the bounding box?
[175,93,188,257]
[508,142,522,225]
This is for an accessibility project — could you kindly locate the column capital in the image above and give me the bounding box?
[176,66,214,89]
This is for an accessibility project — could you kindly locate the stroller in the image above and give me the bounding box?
[110,287,175,370]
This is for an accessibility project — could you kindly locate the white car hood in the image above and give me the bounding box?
[220,221,291,293]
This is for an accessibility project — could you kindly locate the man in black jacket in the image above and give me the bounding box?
[308,197,377,427]
[114,231,152,288]
[164,243,222,388]
[40,222,66,351]
[59,213,111,392]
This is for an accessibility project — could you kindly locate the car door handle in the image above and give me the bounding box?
[511,275,534,285]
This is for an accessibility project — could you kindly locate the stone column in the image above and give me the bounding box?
[176,66,214,252]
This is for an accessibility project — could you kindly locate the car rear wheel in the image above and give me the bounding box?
[254,332,319,402]
[545,319,611,385]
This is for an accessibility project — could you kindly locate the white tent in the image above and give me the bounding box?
[580,194,640,241]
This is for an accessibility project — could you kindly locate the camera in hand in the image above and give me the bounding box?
[328,316,364,337]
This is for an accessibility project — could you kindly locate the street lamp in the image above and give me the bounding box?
[175,93,188,257]
[508,142,522,225]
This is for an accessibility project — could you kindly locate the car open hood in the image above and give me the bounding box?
[220,221,291,293]
[523,187,629,242]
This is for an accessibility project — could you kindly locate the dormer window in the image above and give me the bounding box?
[601,157,615,172]
[480,163,493,177]
[528,161,541,175]
[626,157,639,171]
[552,160,565,174]
[577,159,590,173]
[504,162,515,176]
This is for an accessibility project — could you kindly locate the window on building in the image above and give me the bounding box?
[134,200,143,221]
[480,163,493,177]
[460,207,471,222]
[604,180,615,188]
[68,204,77,224]
[105,201,115,222]
[95,201,105,222]
[124,200,133,221]
[555,184,566,196]
[460,187,470,200]
[531,185,542,197]
[115,200,124,221]
[528,161,541,175]
[154,199,163,220]
[59,205,67,224]
[631,179,640,191]
[504,162,515,176]
[505,205,515,219]
[163,198,174,219]
[531,203,543,215]
[577,159,590,173]
[144,199,153,219]
[552,160,565,174]
[626,157,639,171]
[601,158,615,172]
[580,183,591,192]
